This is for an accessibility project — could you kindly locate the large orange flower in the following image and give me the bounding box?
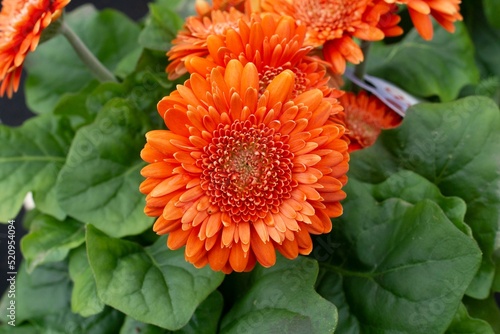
[260,0,401,74]
[0,0,70,98]
[385,0,462,40]
[185,14,341,98]
[166,8,247,80]
[140,59,349,273]
[337,91,402,151]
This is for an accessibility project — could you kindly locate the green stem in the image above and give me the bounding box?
[353,40,372,93]
[60,22,117,83]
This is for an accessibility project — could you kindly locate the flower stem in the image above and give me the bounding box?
[60,22,117,83]
[353,41,372,93]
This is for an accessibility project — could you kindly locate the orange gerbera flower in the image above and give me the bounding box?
[166,8,247,80]
[260,0,398,74]
[385,0,462,40]
[0,0,70,98]
[140,59,349,273]
[337,91,402,151]
[185,14,341,98]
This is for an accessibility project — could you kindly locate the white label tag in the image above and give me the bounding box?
[345,69,421,117]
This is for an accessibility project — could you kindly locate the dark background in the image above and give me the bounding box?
[0,0,151,300]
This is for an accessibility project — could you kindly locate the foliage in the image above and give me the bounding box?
[1,0,499,333]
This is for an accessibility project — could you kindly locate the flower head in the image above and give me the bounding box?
[166,8,247,80]
[185,14,341,98]
[260,0,398,74]
[337,91,402,151]
[385,0,462,40]
[141,59,349,273]
[0,0,70,97]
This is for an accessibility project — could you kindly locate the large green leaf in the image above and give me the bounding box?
[68,245,104,317]
[445,303,494,333]
[118,291,224,334]
[316,178,482,333]
[139,3,183,51]
[55,98,152,237]
[86,225,225,330]
[20,213,85,273]
[0,262,72,323]
[367,21,479,101]
[349,96,500,298]
[0,114,73,222]
[24,5,141,114]
[220,255,337,334]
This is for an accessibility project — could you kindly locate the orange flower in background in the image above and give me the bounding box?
[0,0,70,98]
[260,0,397,74]
[195,0,248,16]
[141,59,349,273]
[385,0,462,40]
[185,14,342,98]
[166,8,247,80]
[337,91,402,152]
[364,0,403,38]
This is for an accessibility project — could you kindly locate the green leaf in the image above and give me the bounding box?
[465,3,500,79]
[316,179,482,333]
[53,80,100,130]
[118,291,224,334]
[20,213,85,273]
[349,96,500,298]
[367,21,479,101]
[371,170,470,235]
[25,5,141,114]
[68,245,105,317]
[175,291,224,334]
[220,255,337,334]
[0,262,72,323]
[86,225,225,330]
[30,307,124,334]
[483,0,500,29]
[0,114,73,222]
[55,98,152,237]
[463,295,500,332]
[139,3,183,51]
[445,303,494,333]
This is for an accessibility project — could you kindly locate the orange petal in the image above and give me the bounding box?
[251,232,276,268]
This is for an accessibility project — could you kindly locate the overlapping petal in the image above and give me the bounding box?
[260,0,401,74]
[185,13,341,98]
[385,0,462,40]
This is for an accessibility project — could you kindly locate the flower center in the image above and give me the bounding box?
[345,107,382,147]
[294,0,366,41]
[199,120,295,222]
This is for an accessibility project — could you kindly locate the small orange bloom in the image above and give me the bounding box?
[185,14,341,98]
[385,0,462,40]
[166,8,247,80]
[141,59,349,273]
[260,0,398,74]
[0,0,70,98]
[195,0,248,16]
[337,91,402,151]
